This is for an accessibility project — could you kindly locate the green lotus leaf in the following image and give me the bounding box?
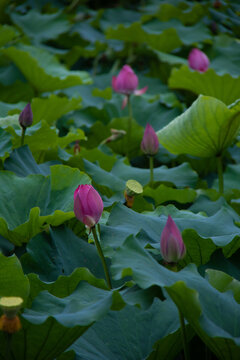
[0,165,90,245]
[1,116,85,156]
[4,145,56,176]
[206,269,240,303]
[0,253,30,303]
[2,44,91,93]
[72,298,192,360]
[155,2,205,25]
[21,226,108,283]
[0,80,34,103]
[32,94,82,125]
[0,24,19,47]
[10,9,71,43]
[157,95,240,157]
[27,268,108,305]
[100,203,240,258]
[144,185,196,206]
[105,22,181,52]
[169,66,240,105]
[111,159,198,188]
[0,127,12,159]
[111,236,240,359]
[106,19,211,52]
[0,283,124,360]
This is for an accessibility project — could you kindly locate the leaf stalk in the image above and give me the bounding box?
[92,226,112,289]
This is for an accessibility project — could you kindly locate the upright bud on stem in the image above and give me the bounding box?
[73,185,112,289]
[141,123,159,156]
[19,103,33,146]
[19,104,33,129]
[112,65,147,109]
[74,184,103,228]
[160,216,186,264]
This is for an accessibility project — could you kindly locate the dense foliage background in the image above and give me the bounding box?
[1,0,240,359]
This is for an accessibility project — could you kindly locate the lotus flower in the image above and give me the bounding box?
[19,103,33,128]
[188,48,209,73]
[141,123,159,156]
[160,216,186,263]
[112,65,148,108]
[74,185,103,228]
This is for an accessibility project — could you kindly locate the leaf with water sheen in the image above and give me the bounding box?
[158,95,240,157]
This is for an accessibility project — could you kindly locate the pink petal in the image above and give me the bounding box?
[112,76,117,92]
[86,186,104,224]
[134,86,148,96]
[121,96,128,109]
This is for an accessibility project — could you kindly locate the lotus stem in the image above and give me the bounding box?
[92,226,112,289]
[20,127,26,146]
[149,156,154,186]
[6,333,15,360]
[178,309,190,360]
[217,156,224,194]
[127,95,132,159]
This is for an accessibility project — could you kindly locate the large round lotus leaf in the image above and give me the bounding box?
[157,95,240,157]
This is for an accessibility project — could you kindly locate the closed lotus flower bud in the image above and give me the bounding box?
[160,216,186,263]
[112,65,148,108]
[74,184,103,228]
[112,65,138,95]
[19,103,33,128]
[188,48,209,73]
[141,123,159,156]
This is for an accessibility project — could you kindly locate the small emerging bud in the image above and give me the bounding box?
[19,103,33,129]
[124,179,143,208]
[141,123,159,156]
[74,140,81,155]
[188,48,209,73]
[74,185,104,228]
[101,129,126,144]
[160,216,186,264]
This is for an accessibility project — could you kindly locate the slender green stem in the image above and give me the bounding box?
[110,59,120,74]
[178,309,190,360]
[217,156,224,194]
[6,333,15,360]
[149,156,154,187]
[127,95,132,159]
[20,127,26,147]
[205,345,211,360]
[37,150,46,164]
[92,226,112,289]
[92,53,102,76]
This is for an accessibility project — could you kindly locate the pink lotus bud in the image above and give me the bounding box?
[112,65,148,109]
[74,184,103,228]
[19,103,33,128]
[112,65,138,95]
[188,48,209,73]
[160,216,186,263]
[141,123,159,156]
